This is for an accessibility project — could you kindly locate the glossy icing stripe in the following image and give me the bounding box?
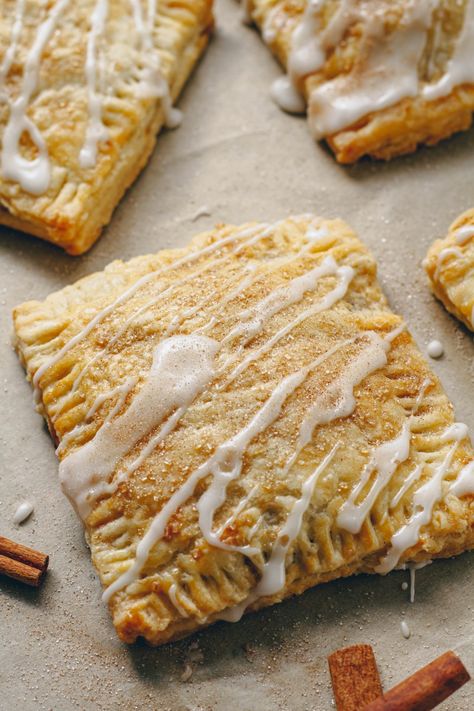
[55,376,138,456]
[129,0,182,127]
[281,331,389,479]
[337,379,431,535]
[222,259,354,385]
[308,1,435,139]
[79,0,109,169]
[390,463,423,509]
[449,460,474,498]
[60,232,348,516]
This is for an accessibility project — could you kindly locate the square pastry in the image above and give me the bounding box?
[425,208,474,332]
[0,0,213,254]
[245,0,474,162]
[13,215,474,645]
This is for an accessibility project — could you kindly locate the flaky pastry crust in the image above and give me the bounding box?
[425,208,474,332]
[13,215,474,645]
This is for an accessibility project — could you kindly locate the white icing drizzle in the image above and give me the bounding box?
[434,247,462,280]
[337,379,431,535]
[0,0,25,87]
[390,464,423,509]
[1,0,70,194]
[196,351,350,557]
[52,224,277,415]
[454,225,474,245]
[222,256,342,347]
[308,1,435,139]
[59,335,219,519]
[223,258,354,386]
[214,484,259,538]
[1,0,183,191]
[423,1,474,101]
[375,422,469,573]
[79,0,109,169]
[102,324,387,604]
[13,500,34,525]
[219,444,339,622]
[449,461,474,498]
[270,0,474,139]
[281,332,389,478]
[101,344,348,604]
[129,0,182,127]
[270,76,306,114]
[168,582,189,617]
[85,376,138,421]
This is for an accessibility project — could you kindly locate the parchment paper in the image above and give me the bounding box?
[2,2,474,709]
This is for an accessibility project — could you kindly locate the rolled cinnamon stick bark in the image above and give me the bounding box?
[329,644,383,711]
[0,554,45,587]
[364,651,470,711]
[0,536,48,571]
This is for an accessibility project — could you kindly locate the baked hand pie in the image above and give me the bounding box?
[13,215,474,645]
[244,0,474,163]
[424,208,474,332]
[0,0,213,255]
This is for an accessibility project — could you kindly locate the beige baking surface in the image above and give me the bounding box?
[1,2,474,709]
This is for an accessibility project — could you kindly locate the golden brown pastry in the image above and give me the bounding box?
[13,215,474,645]
[424,208,474,332]
[244,0,474,162]
[0,0,213,254]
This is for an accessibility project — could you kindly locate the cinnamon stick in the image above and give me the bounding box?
[0,536,48,587]
[329,644,383,711]
[364,651,470,711]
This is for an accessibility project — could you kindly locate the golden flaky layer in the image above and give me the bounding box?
[13,216,474,645]
[246,0,474,162]
[425,208,474,332]
[0,0,213,254]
